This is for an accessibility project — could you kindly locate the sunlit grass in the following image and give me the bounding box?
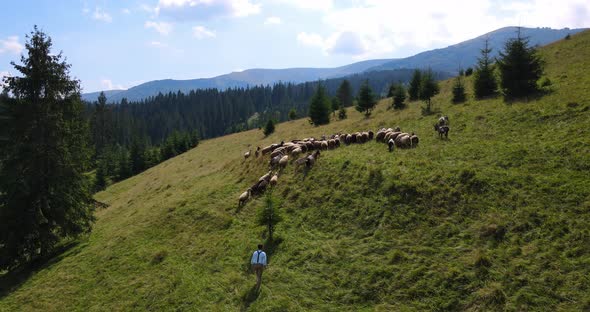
[1,31,589,311]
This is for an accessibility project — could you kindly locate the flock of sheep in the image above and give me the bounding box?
[238,128,419,207]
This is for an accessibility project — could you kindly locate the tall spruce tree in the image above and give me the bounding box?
[91,91,112,158]
[0,27,94,269]
[336,79,353,107]
[355,80,377,117]
[408,69,422,101]
[419,69,440,114]
[308,84,330,125]
[263,119,275,136]
[473,38,498,99]
[497,29,544,100]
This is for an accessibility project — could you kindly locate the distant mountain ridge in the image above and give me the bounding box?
[82,26,585,103]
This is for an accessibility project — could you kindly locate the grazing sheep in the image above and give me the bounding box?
[239,188,251,207]
[257,180,268,194]
[270,147,286,159]
[259,170,272,183]
[244,149,251,160]
[410,134,419,147]
[255,146,260,158]
[313,140,322,150]
[270,155,282,168]
[376,131,386,142]
[389,132,402,141]
[361,132,369,143]
[291,147,302,159]
[438,116,449,126]
[328,139,335,149]
[279,155,289,169]
[270,173,278,187]
[394,126,401,132]
[388,139,395,152]
[321,141,328,150]
[434,124,449,139]
[261,145,273,155]
[396,134,411,148]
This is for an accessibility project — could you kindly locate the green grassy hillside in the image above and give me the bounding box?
[1,31,589,311]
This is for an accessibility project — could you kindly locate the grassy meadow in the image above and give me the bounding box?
[1,31,589,311]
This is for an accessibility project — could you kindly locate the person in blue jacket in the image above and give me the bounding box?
[250,244,267,290]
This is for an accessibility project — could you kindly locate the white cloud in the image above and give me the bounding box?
[145,21,173,35]
[297,32,325,48]
[264,16,281,25]
[294,0,590,59]
[0,36,24,55]
[192,26,216,39]
[149,41,167,47]
[277,0,332,11]
[92,8,112,22]
[156,0,261,21]
[100,79,125,90]
[122,8,131,14]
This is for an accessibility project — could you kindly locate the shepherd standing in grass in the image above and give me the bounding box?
[251,244,267,290]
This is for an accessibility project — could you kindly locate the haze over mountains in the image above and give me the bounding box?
[82,26,585,103]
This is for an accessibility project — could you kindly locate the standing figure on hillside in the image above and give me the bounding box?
[250,244,268,291]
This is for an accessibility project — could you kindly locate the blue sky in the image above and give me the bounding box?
[1,0,589,93]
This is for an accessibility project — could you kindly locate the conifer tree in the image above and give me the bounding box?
[338,107,347,120]
[497,29,544,100]
[336,79,353,107]
[288,108,297,120]
[0,27,94,269]
[452,75,467,103]
[392,83,407,109]
[308,84,330,125]
[473,38,498,99]
[355,80,376,117]
[263,119,275,136]
[408,69,422,101]
[331,97,340,117]
[419,69,440,114]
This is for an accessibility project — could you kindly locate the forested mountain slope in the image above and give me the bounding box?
[81,27,584,103]
[1,30,589,311]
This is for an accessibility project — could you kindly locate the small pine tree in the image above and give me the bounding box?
[408,69,422,101]
[497,29,544,100]
[465,67,474,76]
[257,192,282,242]
[387,83,396,98]
[331,97,340,117]
[473,38,498,99]
[336,79,353,107]
[94,160,108,192]
[419,69,440,114]
[338,107,347,120]
[308,84,331,125]
[452,76,467,104]
[288,108,297,120]
[392,83,407,109]
[263,119,275,136]
[355,80,376,117]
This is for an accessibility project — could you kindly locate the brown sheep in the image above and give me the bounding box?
[327,139,335,149]
[321,141,328,150]
[368,130,374,140]
[270,147,285,159]
[239,188,251,207]
[291,147,303,159]
[376,131,386,142]
[255,146,260,158]
[396,134,411,148]
[259,170,272,182]
[270,173,278,187]
[389,132,402,141]
[261,145,273,155]
[270,155,282,168]
[313,140,322,150]
[279,155,289,169]
[361,132,369,143]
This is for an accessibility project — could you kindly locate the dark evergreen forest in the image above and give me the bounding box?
[90,69,450,146]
